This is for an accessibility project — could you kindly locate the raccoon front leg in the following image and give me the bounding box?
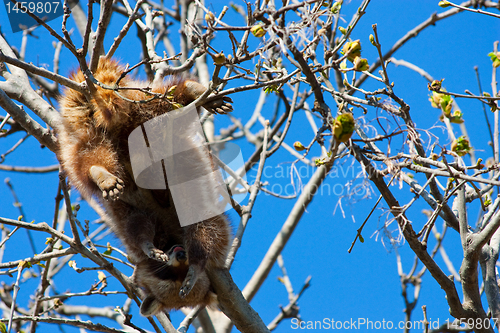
[89,165,125,200]
[128,215,169,263]
[142,241,169,262]
[179,264,203,298]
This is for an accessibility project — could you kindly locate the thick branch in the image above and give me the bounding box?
[207,268,270,333]
[242,163,332,302]
[350,144,465,318]
[0,89,58,152]
[89,0,114,71]
[0,51,83,92]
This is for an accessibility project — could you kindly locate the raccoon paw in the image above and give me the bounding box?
[202,96,233,114]
[89,165,124,200]
[179,265,200,298]
[142,241,169,262]
[100,176,124,200]
[148,248,169,262]
[183,80,233,114]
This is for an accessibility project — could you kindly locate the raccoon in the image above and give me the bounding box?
[57,57,232,312]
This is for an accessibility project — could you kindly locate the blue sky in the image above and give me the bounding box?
[1,0,500,332]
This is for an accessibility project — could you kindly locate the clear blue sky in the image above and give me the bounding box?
[1,0,499,332]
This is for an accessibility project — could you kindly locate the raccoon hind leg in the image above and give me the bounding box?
[179,264,203,298]
[89,165,124,200]
[108,201,168,263]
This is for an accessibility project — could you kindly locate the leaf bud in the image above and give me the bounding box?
[293,141,306,151]
[330,0,342,13]
[251,23,266,37]
[341,40,362,62]
[428,79,444,91]
[353,57,369,71]
[214,51,226,65]
[205,12,215,25]
[451,136,471,156]
[333,113,355,143]
[369,34,376,46]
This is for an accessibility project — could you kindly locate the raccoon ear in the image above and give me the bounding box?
[140,296,162,317]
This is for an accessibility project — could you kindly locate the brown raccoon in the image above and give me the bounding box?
[136,244,217,315]
[57,57,232,311]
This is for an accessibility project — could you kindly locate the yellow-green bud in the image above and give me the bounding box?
[438,1,450,7]
[340,59,348,70]
[293,141,306,151]
[450,110,463,124]
[353,57,369,71]
[369,34,376,46]
[429,91,442,109]
[484,196,492,207]
[489,52,500,68]
[341,40,362,62]
[251,23,266,37]
[451,136,471,156]
[476,158,485,169]
[429,79,444,91]
[330,0,342,14]
[333,113,355,143]
[442,100,453,115]
[214,51,226,65]
[205,12,215,25]
[167,85,177,95]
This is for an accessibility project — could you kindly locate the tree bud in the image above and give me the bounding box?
[333,113,355,143]
[251,24,266,37]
